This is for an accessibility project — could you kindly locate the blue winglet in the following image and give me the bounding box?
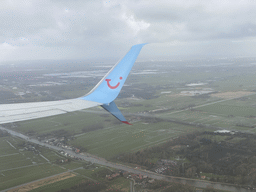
[80,43,147,104]
[79,43,147,125]
[102,101,132,125]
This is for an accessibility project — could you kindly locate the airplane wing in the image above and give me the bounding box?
[0,99,101,124]
[0,43,147,125]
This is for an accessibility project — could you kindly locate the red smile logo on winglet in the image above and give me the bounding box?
[105,77,122,89]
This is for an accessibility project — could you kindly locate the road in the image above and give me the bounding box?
[0,126,252,192]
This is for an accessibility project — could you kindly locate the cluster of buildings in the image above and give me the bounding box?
[58,150,80,160]
[44,137,65,146]
[105,170,154,187]
[21,143,39,154]
[106,172,120,180]
[155,159,178,174]
[42,137,82,161]
[44,137,80,153]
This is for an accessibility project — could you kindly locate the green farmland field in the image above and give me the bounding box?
[1,58,256,191]
[70,121,197,159]
[0,136,66,190]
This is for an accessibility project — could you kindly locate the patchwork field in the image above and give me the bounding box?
[11,111,109,136]
[1,58,256,191]
[160,92,256,131]
[70,121,197,159]
[0,137,67,190]
[0,136,127,191]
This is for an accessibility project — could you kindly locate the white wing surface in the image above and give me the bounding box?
[0,99,101,124]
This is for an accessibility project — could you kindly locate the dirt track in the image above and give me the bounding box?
[7,172,76,192]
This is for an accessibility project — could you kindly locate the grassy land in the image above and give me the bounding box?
[70,121,197,159]
[0,134,131,191]
[4,68,256,161]
[0,163,65,190]
[159,93,256,131]
[11,165,130,192]
[0,136,66,190]
[28,176,85,192]
[12,110,112,136]
[1,60,256,191]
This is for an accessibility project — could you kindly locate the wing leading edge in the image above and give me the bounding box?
[0,43,147,125]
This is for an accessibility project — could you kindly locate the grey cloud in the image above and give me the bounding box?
[1,0,256,61]
[130,1,256,42]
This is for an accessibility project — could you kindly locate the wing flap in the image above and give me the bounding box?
[101,101,132,125]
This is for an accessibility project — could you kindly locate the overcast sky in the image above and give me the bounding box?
[1,0,256,62]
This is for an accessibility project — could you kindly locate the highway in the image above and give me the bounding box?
[0,126,252,192]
